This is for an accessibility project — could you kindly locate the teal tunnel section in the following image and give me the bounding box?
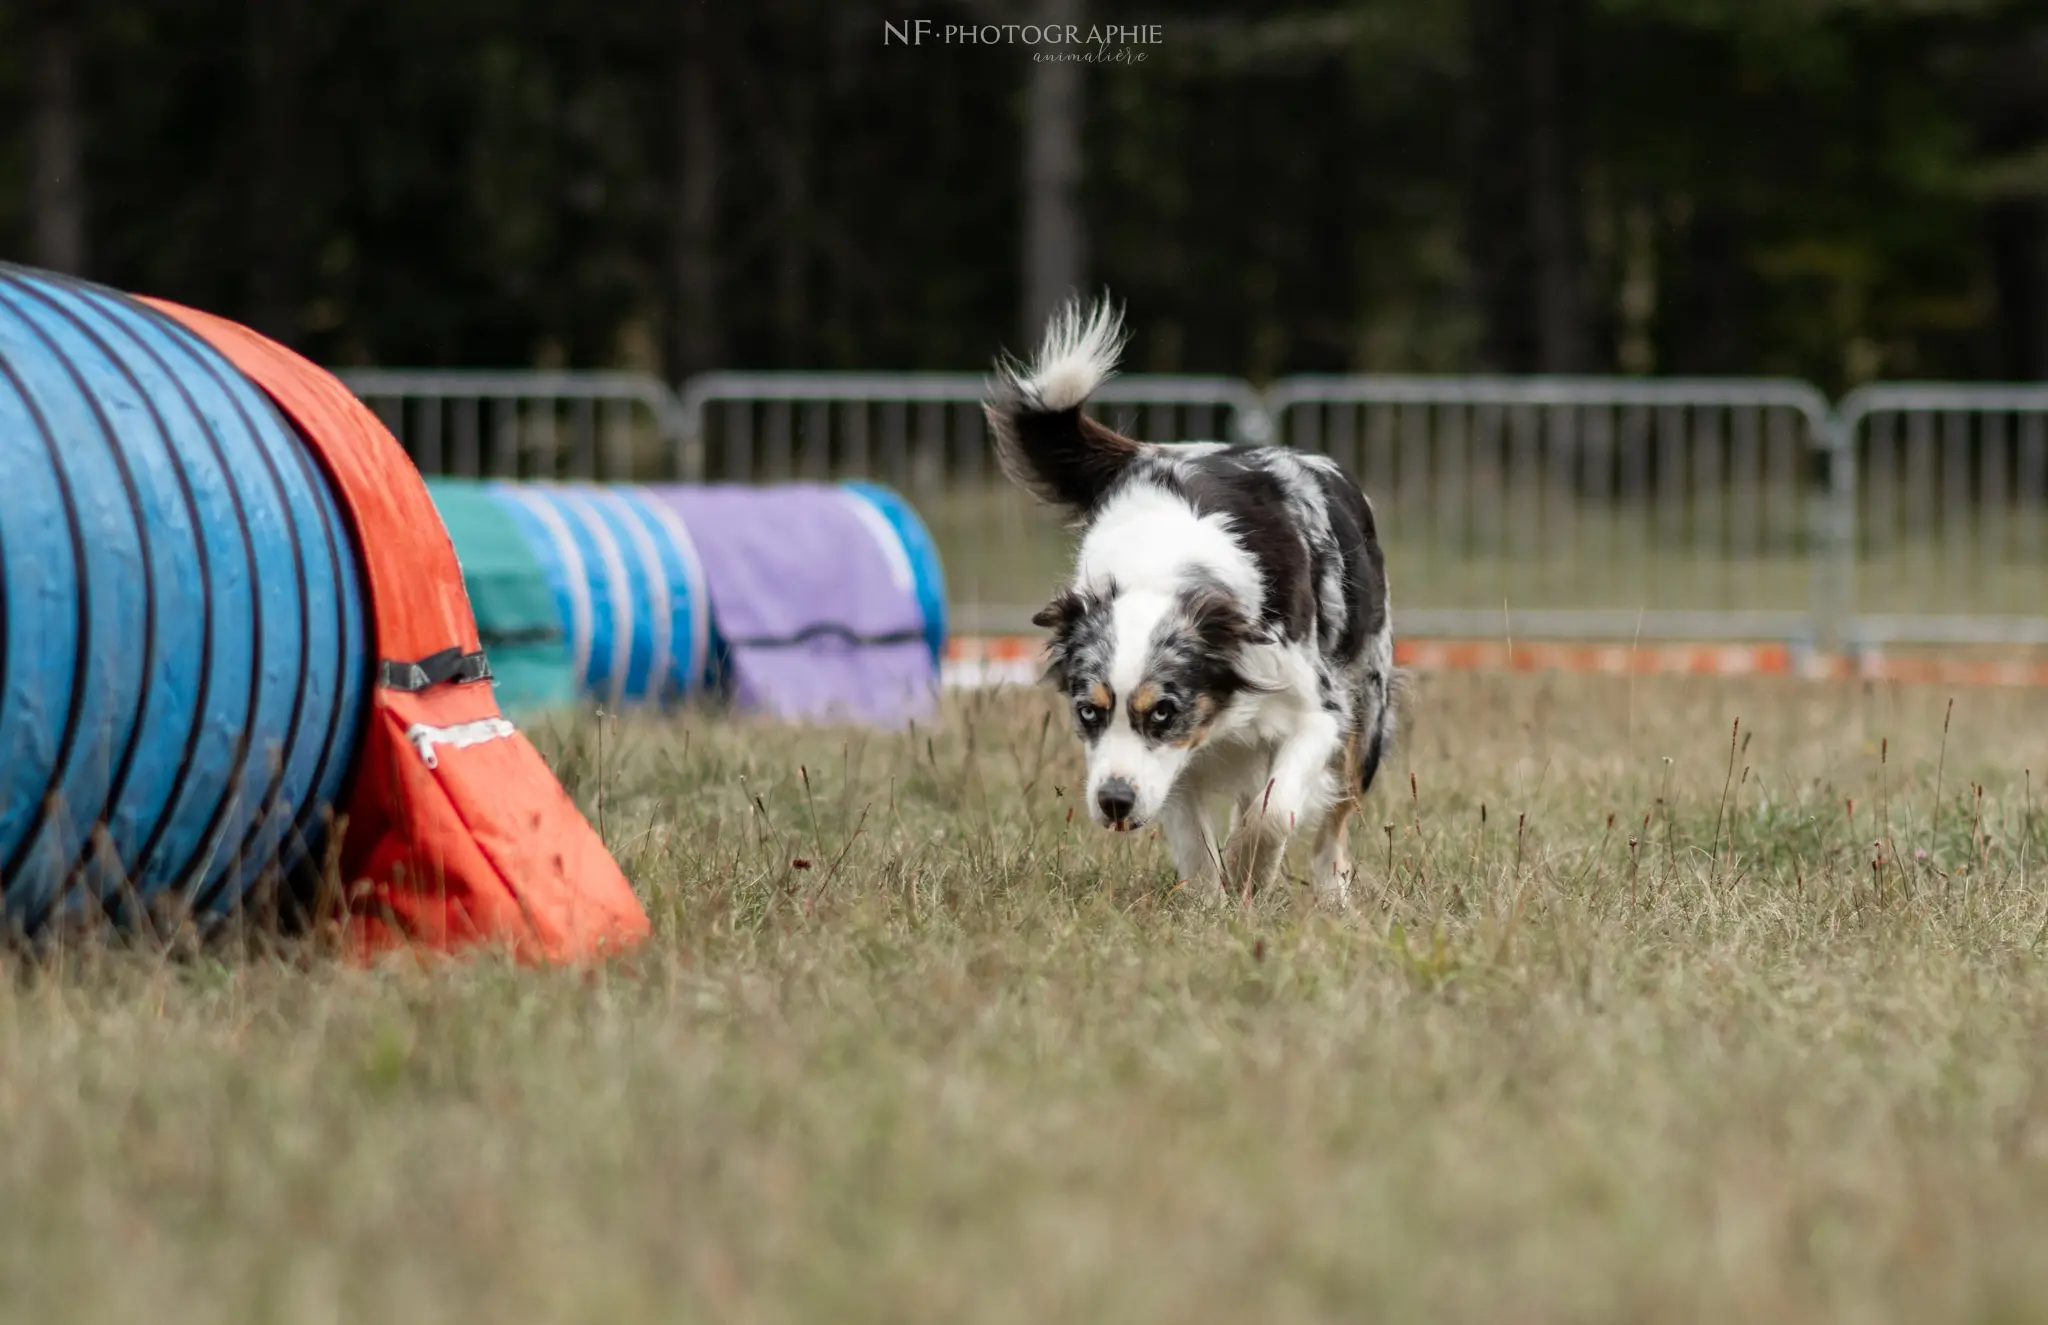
[421,481,947,710]
[423,478,579,719]
[483,481,717,707]
[0,264,370,930]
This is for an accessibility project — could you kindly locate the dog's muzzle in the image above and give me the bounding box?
[1096,777,1139,831]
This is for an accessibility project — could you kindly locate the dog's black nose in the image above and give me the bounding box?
[1096,778,1137,827]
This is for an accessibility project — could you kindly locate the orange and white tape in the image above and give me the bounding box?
[1391,638,1799,677]
[943,635,1046,690]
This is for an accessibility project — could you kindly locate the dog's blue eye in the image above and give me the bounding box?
[1074,699,1104,727]
[1148,699,1178,729]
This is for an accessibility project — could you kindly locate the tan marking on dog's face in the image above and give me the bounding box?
[1165,692,1220,749]
[1129,682,1159,719]
[1087,682,1113,712]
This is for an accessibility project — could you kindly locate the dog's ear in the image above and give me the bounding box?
[1033,585,1105,692]
[1031,591,1075,632]
[1033,583,1102,632]
[1181,585,1281,696]
[1183,585,1256,652]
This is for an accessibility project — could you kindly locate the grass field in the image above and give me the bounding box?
[6,673,2048,1323]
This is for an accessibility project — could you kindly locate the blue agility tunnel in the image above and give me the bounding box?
[0,265,370,928]
[425,480,946,725]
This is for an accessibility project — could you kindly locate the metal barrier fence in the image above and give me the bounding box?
[674,373,1266,631]
[1266,377,1835,643]
[1833,385,2048,648]
[339,367,2048,649]
[675,371,1267,483]
[335,370,683,481]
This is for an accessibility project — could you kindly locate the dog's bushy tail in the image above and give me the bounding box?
[984,295,1147,514]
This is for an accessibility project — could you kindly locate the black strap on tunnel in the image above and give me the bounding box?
[720,624,928,650]
[478,625,566,648]
[379,646,492,691]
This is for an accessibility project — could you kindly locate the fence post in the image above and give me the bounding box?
[675,375,708,481]
[1234,395,1274,445]
[1811,404,1858,657]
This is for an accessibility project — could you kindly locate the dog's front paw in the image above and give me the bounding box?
[1221,817,1287,898]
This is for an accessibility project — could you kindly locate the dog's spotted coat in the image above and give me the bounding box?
[986,298,1398,906]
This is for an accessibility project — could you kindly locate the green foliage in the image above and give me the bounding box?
[0,0,2042,384]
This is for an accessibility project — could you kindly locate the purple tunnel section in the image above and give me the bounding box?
[641,484,942,726]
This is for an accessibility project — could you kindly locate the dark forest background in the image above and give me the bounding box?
[3,0,2046,391]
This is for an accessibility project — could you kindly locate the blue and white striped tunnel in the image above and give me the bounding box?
[488,482,715,707]
[0,264,370,929]
[841,480,948,670]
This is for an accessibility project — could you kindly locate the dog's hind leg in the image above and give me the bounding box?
[1307,731,1363,910]
[1307,802,1356,909]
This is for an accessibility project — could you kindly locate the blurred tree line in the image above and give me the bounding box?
[2,0,2045,390]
